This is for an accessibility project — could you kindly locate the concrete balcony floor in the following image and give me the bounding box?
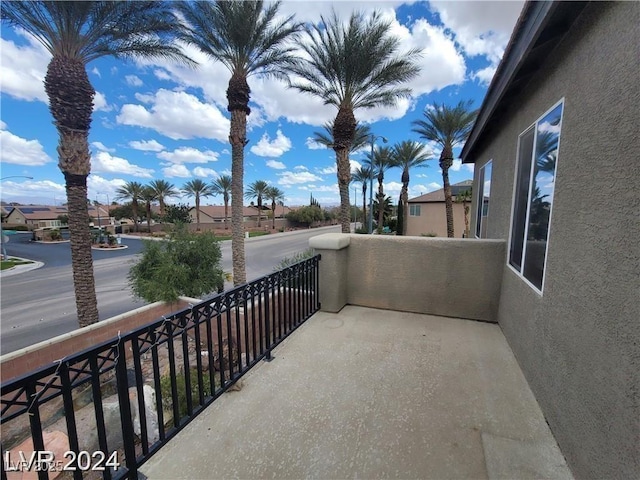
[141,306,572,480]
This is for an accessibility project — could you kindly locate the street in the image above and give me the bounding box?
[0,225,342,354]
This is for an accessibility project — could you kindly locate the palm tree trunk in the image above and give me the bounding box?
[45,55,98,327]
[132,200,139,232]
[401,169,409,236]
[401,183,409,236]
[65,172,99,328]
[440,146,455,238]
[146,202,152,231]
[195,195,201,231]
[336,147,351,233]
[377,175,384,234]
[272,201,276,230]
[224,197,229,230]
[230,109,247,285]
[362,183,367,231]
[257,198,262,227]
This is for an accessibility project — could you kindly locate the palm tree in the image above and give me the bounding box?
[455,188,472,238]
[290,11,420,233]
[373,194,393,229]
[115,181,144,233]
[140,186,157,232]
[312,122,372,152]
[182,179,214,230]
[392,140,431,235]
[1,2,192,328]
[176,1,301,286]
[351,166,374,229]
[210,175,232,230]
[412,101,477,238]
[245,180,270,227]
[149,179,178,218]
[366,146,396,234]
[264,186,286,230]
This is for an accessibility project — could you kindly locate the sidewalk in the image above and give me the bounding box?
[0,257,43,277]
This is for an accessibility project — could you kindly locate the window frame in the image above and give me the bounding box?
[507,98,564,295]
[409,204,421,216]
[475,160,492,239]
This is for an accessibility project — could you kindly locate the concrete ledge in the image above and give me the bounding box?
[309,233,350,250]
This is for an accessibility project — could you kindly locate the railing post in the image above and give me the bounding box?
[115,340,137,478]
[264,277,273,362]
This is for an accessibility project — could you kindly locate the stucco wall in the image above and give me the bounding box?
[311,233,506,322]
[406,202,469,237]
[468,3,639,478]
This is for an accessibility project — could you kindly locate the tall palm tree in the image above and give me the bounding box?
[140,186,157,232]
[182,179,214,230]
[210,175,232,230]
[264,186,285,230]
[366,146,396,234]
[412,101,477,238]
[455,188,472,238]
[290,11,420,233]
[245,180,269,227]
[312,122,372,152]
[1,1,192,328]
[351,166,374,228]
[115,181,144,233]
[149,179,178,218]
[392,140,431,235]
[176,0,301,286]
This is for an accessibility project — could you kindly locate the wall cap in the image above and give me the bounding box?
[309,233,351,250]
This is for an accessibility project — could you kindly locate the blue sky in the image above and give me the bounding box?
[0,1,524,208]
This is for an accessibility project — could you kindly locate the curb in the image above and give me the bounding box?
[1,257,44,277]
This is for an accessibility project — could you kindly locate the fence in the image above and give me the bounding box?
[1,256,320,480]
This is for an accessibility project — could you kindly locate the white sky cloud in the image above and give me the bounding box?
[0,30,49,103]
[294,165,308,171]
[116,89,230,141]
[91,67,101,78]
[93,92,112,112]
[162,164,191,178]
[250,129,292,157]
[0,126,52,166]
[319,159,362,175]
[157,146,219,164]
[192,167,218,178]
[92,151,154,178]
[0,179,65,200]
[305,137,325,150]
[277,170,323,186]
[471,65,497,86]
[87,175,126,201]
[125,75,143,87]
[128,139,165,152]
[91,141,115,153]
[266,159,286,170]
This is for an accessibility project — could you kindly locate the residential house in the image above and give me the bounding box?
[406,180,472,237]
[461,2,638,478]
[191,205,292,225]
[4,205,112,228]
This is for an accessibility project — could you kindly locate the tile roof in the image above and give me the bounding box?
[408,180,473,203]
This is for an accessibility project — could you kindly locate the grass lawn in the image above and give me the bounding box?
[1,258,33,270]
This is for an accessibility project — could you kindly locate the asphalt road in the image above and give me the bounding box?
[0,225,343,354]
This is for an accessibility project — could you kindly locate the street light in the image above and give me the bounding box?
[368,134,388,234]
[0,176,34,181]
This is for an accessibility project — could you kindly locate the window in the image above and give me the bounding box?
[509,100,564,292]
[475,161,492,238]
[409,205,421,216]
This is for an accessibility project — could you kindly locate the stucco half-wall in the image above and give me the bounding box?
[467,3,639,479]
[310,234,505,322]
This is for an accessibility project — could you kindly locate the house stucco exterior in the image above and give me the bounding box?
[464,2,639,479]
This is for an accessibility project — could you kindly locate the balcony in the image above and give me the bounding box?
[141,305,571,479]
[1,235,573,479]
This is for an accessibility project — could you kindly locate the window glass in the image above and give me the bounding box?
[475,161,492,238]
[509,101,563,292]
[409,205,421,216]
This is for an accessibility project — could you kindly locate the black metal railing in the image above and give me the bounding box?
[1,255,320,480]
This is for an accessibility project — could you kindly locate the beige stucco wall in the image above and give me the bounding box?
[468,3,639,479]
[406,202,469,237]
[311,233,505,322]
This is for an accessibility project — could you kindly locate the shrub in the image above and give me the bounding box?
[49,229,62,241]
[355,227,369,234]
[160,368,217,420]
[421,232,438,237]
[128,224,224,303]
[273,248,315,271]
